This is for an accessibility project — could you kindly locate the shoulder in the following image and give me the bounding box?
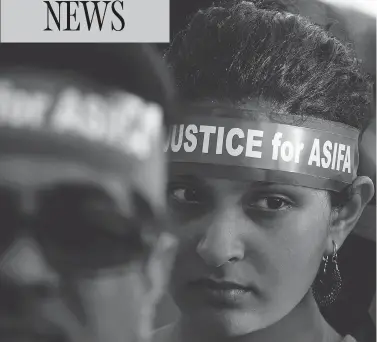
[341,335,358,342]
[152,323,176,342]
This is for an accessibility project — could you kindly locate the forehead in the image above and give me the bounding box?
[0,67,167,213]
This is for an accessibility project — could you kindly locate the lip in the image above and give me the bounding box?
[188,278,256,307]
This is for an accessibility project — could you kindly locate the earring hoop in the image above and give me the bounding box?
[312,240,342,307]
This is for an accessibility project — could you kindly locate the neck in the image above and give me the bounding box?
[177,291,339,342]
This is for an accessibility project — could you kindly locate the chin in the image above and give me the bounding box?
[182,305,270,338]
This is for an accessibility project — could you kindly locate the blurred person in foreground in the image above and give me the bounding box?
[0,44,177,342]
[154,1,375,342]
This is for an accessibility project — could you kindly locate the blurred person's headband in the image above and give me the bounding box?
[0,44,176,170]
[166,105,360,192]
[0,44,175,126]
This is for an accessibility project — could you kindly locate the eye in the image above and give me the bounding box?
[245,195,293,211]
[169,186,203,204]
[167,181,211,206]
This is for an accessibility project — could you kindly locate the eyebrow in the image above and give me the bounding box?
[245,181,311,198]
[249,181,305,189]
[169,174,207,186]
[249,181,282,188]
[171,175,278,186]
[169,175,303,193]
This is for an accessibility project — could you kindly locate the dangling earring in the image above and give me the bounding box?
[312,240,342,307]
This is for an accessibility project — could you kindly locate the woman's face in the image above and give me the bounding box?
[167,176,333,336]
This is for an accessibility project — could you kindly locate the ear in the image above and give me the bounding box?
[327,176,375,254]
[138,232,177,340]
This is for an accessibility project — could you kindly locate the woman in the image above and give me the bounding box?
[154,1,375,342]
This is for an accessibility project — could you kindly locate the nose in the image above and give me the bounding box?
[196,205,245,267]
[0,235,59,288]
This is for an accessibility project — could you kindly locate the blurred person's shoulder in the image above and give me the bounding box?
[153,323,177,342]
[342,335,357,342]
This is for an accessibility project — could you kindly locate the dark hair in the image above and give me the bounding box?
[165,0,373,131]
[0,44,176,126]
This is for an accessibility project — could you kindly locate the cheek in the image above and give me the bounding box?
[169,218,208,298]
[170,237,198,289]
[169,213,210,267]
[78,262,150,342]
[254,206,331,299]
